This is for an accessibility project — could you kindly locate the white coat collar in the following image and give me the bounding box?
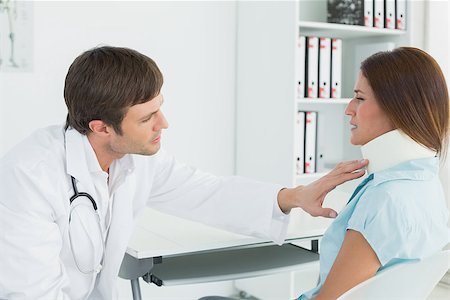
[81,133,105,174]
[65,128,97,196]
[361,129,436,174]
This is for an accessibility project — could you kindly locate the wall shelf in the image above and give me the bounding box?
[299,21,407,39]
[297,98,351,104]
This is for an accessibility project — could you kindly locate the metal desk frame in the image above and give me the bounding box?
[119,239,320,300]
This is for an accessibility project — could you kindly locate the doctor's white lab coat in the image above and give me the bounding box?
[0,125,289,299]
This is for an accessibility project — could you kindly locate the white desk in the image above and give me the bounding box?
[119,190,350,300]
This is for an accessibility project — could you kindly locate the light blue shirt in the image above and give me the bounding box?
[299,157,450,299]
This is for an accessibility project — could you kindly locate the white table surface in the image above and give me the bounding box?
[126,189,350,259]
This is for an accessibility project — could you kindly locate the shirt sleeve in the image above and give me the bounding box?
[346,186,413,266]
[147,149,290,244]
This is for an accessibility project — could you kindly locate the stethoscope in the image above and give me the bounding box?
[70,176,98,210]
[68,176,104,275]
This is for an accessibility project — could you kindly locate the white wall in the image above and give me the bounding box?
[0,0,237,177]
[424,0,450,210]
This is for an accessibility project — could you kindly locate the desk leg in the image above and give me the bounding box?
[119,253,154,300]
[311,239,319,253]
[130,278,142,300]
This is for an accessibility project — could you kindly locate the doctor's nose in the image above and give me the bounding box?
[154,110,169,131]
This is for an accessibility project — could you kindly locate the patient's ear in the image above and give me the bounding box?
[88,120,111,136]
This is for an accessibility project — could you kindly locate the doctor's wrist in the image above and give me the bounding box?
[277,188,295,215]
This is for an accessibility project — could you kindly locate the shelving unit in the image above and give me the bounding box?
[235,0,422,297]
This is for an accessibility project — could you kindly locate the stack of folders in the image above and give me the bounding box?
[297,36,342,99]
[327,0,407,30]
[295,111,319,175]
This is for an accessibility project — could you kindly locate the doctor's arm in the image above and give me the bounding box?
[147,150,292,243]
[147,152,368,243]
[277,159,368,217]
[313,229,381,300]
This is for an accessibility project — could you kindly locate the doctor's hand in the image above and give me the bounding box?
[277,159,368,218]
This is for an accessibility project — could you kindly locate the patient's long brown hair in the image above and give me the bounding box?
[361,47,449,158]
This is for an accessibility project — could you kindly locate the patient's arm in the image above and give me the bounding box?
[313,230,381,300]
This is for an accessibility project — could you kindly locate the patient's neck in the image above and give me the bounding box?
[361,130,436,174]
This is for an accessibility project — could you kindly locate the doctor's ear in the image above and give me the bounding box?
[88,120,112,136]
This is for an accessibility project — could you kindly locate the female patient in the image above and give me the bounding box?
[300,47,450,299]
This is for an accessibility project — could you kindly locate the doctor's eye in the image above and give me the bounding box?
[142,114,155,123]
[142,111,159,123]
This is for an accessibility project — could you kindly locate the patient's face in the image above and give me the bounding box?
[345,72,395,145]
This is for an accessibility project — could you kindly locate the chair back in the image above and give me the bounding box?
[338,250,450,300]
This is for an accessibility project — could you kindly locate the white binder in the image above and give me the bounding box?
[374,0,384,28]
[364,0,374,27]
[396,0,407,30]
[306,36,319,98]
[304,111,317,174]
[295,111,306,175]
[319,37,331,99]
[385,0,396,29]
[297,36,306,99]
[331,38,342,99]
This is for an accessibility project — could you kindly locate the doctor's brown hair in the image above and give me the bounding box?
[64,46,163,135]
[360,47,449,157]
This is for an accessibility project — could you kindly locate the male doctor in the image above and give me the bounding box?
[0,46,368,299]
